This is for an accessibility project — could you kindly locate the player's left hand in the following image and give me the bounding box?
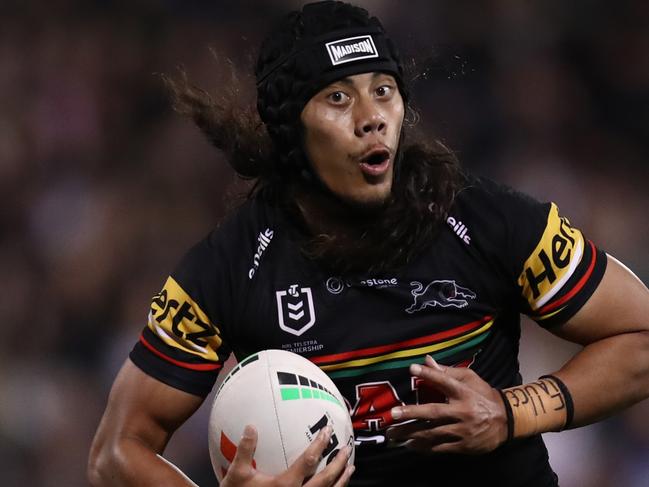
[386,355,508,455]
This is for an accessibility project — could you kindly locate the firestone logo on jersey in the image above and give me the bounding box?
[325,277,349,295]
[248,228,274,279]
[360,278,398,288]
[276,284,317,336]
[325,276,398,295]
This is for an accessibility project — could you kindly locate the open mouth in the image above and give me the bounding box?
[358,147,392,177]
[360,148,391,166]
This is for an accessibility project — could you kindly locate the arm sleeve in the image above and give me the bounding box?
[129,233,233,397]
[512,201,607,328]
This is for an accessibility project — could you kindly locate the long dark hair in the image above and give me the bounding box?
[163,62,463,275]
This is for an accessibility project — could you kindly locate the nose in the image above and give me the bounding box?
[354,98,386,137]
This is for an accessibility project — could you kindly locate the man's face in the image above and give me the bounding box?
[300,72,405,208]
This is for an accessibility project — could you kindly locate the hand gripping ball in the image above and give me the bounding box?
[208,349,355,480]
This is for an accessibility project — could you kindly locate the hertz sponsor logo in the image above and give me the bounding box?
[518,204,584,310]
[325,35,379,66]
[148,276,221,361]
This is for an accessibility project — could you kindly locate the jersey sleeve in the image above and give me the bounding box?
[512,200,607,328]
[129,232,233,397]
[460,178,608,328]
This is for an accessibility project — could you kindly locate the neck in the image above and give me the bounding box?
[293,183,385,238]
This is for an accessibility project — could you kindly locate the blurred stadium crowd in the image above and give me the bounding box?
[0,1,647,486]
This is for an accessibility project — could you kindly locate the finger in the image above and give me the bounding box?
[425,355,475,383]
[409,362,467,399]
[305,445,352,487]
[386,418,454,441]
[402,423,499,456]
[386,420,428,440]
[406,436,463,454]
[390,401,454,425]
[231,424,257,464]
[333,464,355,487]
[429,440,468,455]
[226,425,258,480]
[400,423,470,455]
[285,425,333,481]
[424,355,445,371]
[407,424,462,444]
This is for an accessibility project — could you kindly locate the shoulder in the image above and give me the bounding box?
[447,175,550,251]
[449,175,607,326]
[454,176,550,223]
[173,196,277,284]
[210,196,273,244]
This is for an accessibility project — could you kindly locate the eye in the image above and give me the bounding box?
[327,91,350,105]
[375,85,394,98]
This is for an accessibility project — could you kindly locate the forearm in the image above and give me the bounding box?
[553,330,649,427]
[501,330,649,439]
[89,436,199,487]
[89,360,206,486]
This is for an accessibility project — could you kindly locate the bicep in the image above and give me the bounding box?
[92,359,205,455]
[552,254,649,345]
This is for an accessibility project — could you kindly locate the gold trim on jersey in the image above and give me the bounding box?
[147,276,222,362]
[518,203,585,311]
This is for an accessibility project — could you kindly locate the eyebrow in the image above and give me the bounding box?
[335,73,390,87]
[336,77,355,87]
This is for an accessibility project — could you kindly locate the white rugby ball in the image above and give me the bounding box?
[208,349,355,481]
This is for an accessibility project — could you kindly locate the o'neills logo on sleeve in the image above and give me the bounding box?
[248,228,274,279]
[447,216,471,245]
[325,35,379,66]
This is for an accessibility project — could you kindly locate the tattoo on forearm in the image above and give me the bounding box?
[503,378,568,437]
[505,379,566,415]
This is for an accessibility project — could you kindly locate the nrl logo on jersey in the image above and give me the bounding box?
[276,284,316,336]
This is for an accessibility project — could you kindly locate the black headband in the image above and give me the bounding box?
[256,26,405,106]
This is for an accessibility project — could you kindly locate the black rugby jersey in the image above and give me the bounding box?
[130,177,606,487]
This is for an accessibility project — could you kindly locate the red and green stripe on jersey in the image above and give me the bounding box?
[309,315,494,379]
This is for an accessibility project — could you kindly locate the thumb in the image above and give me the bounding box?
[229,425,258,473]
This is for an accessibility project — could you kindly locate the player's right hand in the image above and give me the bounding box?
[220,424,354,487]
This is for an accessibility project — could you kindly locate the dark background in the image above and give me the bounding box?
[1,1,648,485]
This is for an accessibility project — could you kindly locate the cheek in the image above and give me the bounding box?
[310,104,345,126]
[392,104,405,135]
[304,111,353,159]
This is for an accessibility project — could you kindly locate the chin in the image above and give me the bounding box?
[338,187,392,212]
